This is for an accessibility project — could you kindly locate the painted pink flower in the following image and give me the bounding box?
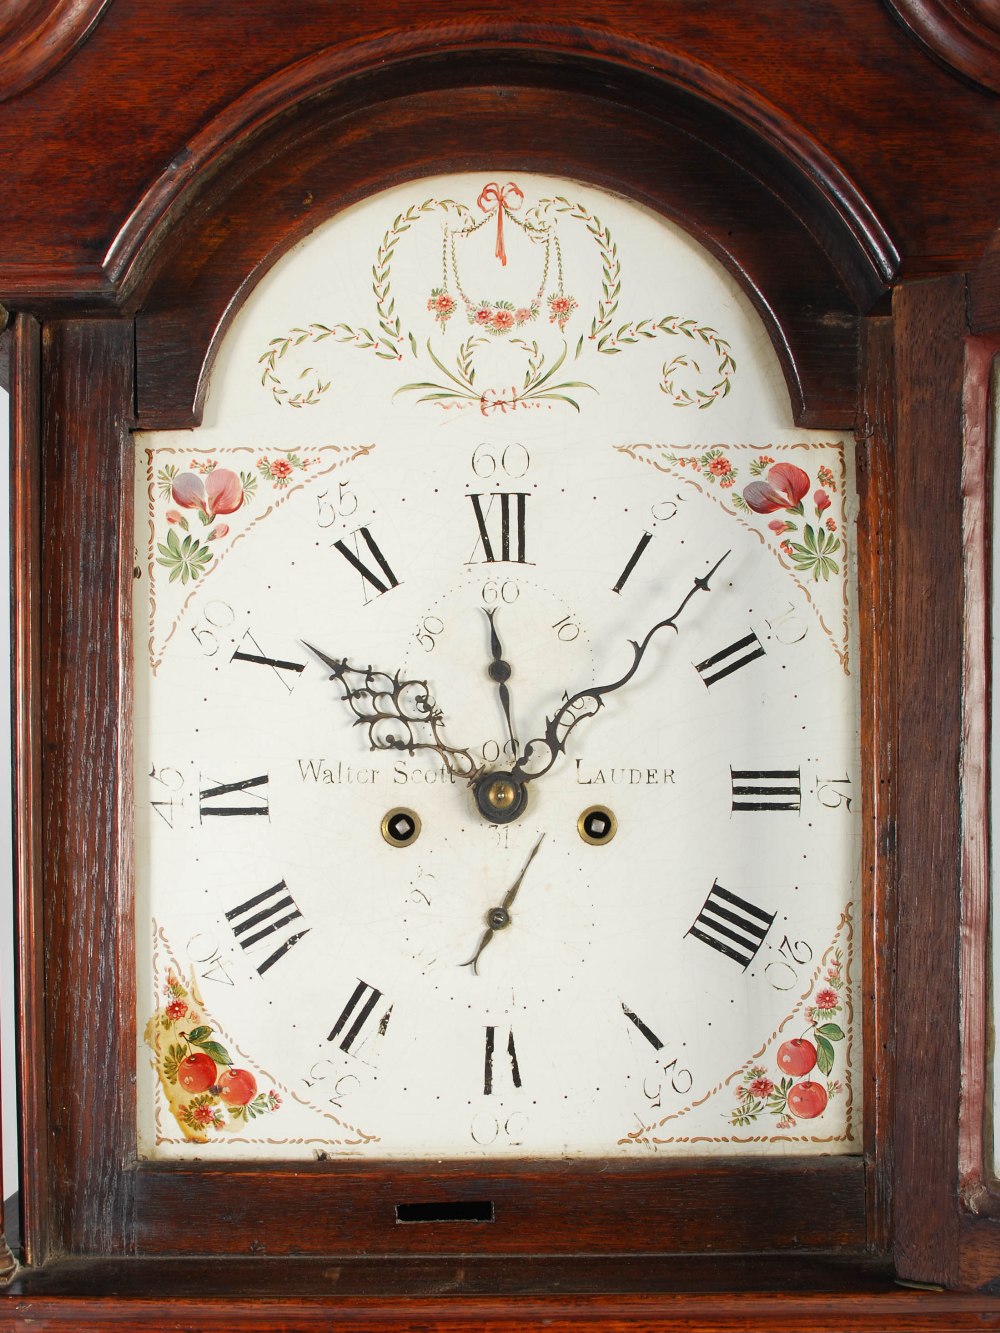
[749,1077,774,1099]
[428,292,455,316]
[768,518,788,535]
[515,307,532,323]
[548,293,578,326]
[814,489,831,513]
[742,463,810,514]
[191,1103,216,1127]
[270,459,293,479]
[474,306,492,325]
[166,510,185,525]
[491,309,515,331]
[172,468,244,519]
[815,988,839,1009]
[708,457,732,477]
[166,999,187,1021]
[207,524,230,540]
[826,517,837,532]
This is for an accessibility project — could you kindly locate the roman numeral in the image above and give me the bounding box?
[333,526,401,600]
[687,881,775,969]
[328,979,393,1054]
[621,1002,663,1050]
[612,531,653,593]
[730,767,801,812]
[225,879,309,975]
[694,630,766,687]
[484,1026,521,1095]
[231,630,305,692]
[467,492,528,564]
[199,773,269,819]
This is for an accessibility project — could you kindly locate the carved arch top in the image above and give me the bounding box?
[0,0,112,104]
[885,0,1000,93]
[126,25,890,431]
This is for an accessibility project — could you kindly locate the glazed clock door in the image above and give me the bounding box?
[133,173,861,1164]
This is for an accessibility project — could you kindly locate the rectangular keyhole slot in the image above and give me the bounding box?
[395,1199,495,1224]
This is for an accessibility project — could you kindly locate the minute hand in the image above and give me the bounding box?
[510,551,730,784]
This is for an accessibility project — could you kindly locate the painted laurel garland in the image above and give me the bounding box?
[259,181,737,413]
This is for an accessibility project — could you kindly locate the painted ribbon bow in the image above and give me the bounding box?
[477,181,524,267]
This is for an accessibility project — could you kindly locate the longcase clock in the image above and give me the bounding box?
[1,2,1000,1328]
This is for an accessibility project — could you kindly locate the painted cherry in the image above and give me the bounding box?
[177,1051,217,1093]
[787,1079,828,1119]
[776,1038,817,1077]
[218,1067,258,1107]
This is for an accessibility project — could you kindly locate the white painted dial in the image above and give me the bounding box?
[134,173,861,1161]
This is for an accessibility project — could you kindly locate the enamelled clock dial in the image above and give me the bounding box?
[134,173,861,1160]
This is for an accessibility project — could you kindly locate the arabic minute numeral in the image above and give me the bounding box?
[765,601,808,645]
[414,615,444,652]
[471,442,530,479]
[470,1111,527,1146]
[481,578,519,605]
[186,932,236,986]
[316,481,358,528]
[149,764,184,827]
[190,599,236,655]
[552,614,580,642]
[643,1059,694,1108]
[816,775,853,810]
[764,935,815,991]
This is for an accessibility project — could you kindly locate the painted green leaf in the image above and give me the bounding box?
[815,1034,836,1075]
[815,1022,845,1041]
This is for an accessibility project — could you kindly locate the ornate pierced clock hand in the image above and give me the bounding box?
[460,833,546,975]
[484,607,518,754]
[304,641,478,777]
[509,551,731,785]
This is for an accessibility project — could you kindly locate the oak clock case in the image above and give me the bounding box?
[134,174,860,1163]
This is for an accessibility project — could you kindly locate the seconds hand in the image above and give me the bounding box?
[460,833,546,975]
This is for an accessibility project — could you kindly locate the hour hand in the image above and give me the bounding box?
[303,641,477,777]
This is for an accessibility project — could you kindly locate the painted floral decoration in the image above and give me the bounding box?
[547,291,578,330]
[467,297,540,334]
[662,448,738,488]
[155,453,316,584]
[146,970,281,1142]
[729,949,846,1129]
[733,457,841,581]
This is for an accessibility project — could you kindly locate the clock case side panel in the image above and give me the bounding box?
[27,319,137,1260]
[949,244,1000,1290]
